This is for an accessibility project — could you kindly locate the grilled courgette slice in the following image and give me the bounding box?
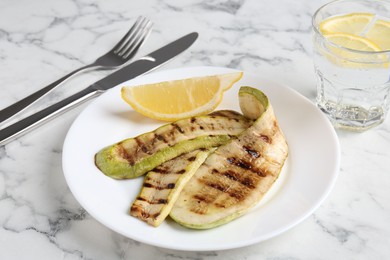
[130,149,213,227]
[95,110,253,179]
[170,87,288,229]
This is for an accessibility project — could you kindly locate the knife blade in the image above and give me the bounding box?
[0,32,198,146]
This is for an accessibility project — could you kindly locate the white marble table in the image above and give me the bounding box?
[1,0,389,259]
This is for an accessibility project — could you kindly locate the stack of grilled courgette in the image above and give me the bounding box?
[95,86,288,229]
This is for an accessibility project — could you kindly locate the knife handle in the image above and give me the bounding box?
[0,86,102,146]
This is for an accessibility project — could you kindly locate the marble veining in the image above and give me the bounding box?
[1,0,390,259]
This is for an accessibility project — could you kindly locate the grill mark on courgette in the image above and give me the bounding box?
[157,199,168,204]
[167,183,175,189]
[206,182,227,193]
[136,196,146,201]
[134,137,151,155]
[143,183,153,188]
[211,167,259,190]
[241,176,256,189]
[141,211,150,219]
[172,123,185,134]
[193,194,214,203]
[197,177,248,202]
[130,205,145,217]
[116,144,135,164]
[229,190,246,200]
[188,156,197,162]
[223,170,257,189]
[243,145,260,158]
[210,111,245,123]
[152,167,168,174]
[254,166,268,177]
[188,205,207,215]
[226,157,252,170]
[153,164,190,175]
[177,169,186,174]
[214,202,228,208]
[164,128,177,144]
[226,156,267,177]
[142,181,176,190]
[154,133,168,143]
[130,206,161,219]
[134,196,169,205]
[222,170,239,181]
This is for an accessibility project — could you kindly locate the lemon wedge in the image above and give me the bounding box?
[121,72,243,121]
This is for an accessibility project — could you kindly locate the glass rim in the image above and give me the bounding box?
[312,0,390,55]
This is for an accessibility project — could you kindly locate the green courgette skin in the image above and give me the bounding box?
[170,87,288,229]
[95,110,253,179]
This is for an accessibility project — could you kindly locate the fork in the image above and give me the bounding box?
[0,16,153,125]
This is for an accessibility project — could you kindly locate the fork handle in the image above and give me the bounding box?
[0,86,102,146]
[0,63,97,125]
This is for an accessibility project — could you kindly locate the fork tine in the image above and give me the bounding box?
[119,21,153,59]
[113,16,148,54]
[116,18,152,57]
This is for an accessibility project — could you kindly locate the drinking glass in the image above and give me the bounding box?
[312,0,390,131]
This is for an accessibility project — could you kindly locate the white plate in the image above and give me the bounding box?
[62,66,340,251]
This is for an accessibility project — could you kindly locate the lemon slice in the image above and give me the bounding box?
[323,33,387,68]
[326,33,382,52]
[320,13,374,35]
[121,72,243,121]
[365,19,390,50]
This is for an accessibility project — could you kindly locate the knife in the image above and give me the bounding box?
[0,32,198,146]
